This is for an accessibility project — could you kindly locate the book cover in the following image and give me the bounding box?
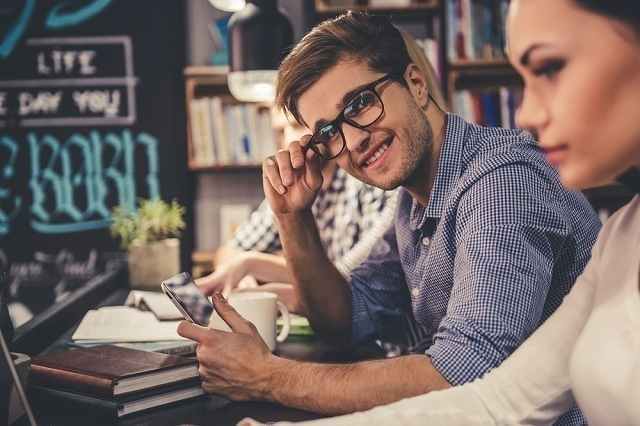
[31,345,198,398]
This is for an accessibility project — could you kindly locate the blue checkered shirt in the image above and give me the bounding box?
[350,114,601,426]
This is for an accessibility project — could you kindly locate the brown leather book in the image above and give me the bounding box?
[30,345,199,398]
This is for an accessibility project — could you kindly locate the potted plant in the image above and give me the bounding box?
[110,199,185,291]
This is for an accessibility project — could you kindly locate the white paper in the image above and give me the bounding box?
[72,306,187,342]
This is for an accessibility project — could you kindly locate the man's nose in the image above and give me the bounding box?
[342,122,370,153]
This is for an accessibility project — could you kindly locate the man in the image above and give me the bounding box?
[179,12,601,424]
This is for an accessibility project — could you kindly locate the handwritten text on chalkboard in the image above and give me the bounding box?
[0,35,160,237]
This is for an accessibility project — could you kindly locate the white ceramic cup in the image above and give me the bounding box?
[208,291,290,351]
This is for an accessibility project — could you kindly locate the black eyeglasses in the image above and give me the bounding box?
[308,73,398,160]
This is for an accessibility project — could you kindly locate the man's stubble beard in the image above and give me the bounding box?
[384,101,434,191]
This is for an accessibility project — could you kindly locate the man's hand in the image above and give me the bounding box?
[263,137,324,215]
[177,293,278,401]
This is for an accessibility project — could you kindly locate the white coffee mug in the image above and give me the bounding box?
[209,291,290,351]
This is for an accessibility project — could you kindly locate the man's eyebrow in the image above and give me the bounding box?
[519,43,547,67]
[311,81,372,132]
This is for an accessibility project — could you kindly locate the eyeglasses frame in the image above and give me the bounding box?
[308,72,401,160]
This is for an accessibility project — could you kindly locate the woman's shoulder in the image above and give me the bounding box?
[592,195,640,255]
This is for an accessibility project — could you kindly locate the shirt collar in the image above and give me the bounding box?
[409,113,468,229]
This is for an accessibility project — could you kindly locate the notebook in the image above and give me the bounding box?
[30,345,198,398]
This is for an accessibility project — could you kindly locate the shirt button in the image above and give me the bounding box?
[412,288,420,297]
[421,236,431,246]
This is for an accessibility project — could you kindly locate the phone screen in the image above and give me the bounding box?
[161,272,213,326]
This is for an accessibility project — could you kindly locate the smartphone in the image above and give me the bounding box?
[161,272,213,326]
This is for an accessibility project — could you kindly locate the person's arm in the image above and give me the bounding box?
[424,163,595,386]
[178,292,453,415]
[275,209,353,342]
[266,353,450,415]
[259,138,360,343]
[241,252,600,426]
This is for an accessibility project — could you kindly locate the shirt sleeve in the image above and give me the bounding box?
[349,224,410,345]
[228,200,283,253]
[426,163,580,385]
[334,189,398,278]
[272,240,600,426]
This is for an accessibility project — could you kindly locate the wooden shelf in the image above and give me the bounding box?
[315,0,440,16]
[184,65,229,78]
[189,164,262,172]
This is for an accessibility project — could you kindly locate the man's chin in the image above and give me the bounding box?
[359,173,402,191]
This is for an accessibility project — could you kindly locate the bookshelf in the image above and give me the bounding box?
[313,0,520,128]
[184,66,279,171]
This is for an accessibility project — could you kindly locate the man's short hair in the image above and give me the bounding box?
[276,12,411,127]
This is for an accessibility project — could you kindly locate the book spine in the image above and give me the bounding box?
[30,363,115,398]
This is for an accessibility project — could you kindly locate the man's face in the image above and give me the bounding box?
[297,60,433,190]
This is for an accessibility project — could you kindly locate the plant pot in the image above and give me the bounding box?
[127,238,181,291]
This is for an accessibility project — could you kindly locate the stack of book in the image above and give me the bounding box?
[28,345,205,418]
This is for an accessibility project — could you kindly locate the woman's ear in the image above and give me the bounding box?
[403,63,429,109]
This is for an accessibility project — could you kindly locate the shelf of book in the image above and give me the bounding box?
[184,66,278,171]
[314,0,440,16]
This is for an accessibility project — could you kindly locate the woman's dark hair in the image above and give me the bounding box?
[574,1,640,29]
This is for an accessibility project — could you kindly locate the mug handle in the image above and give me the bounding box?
[276,300,290,343]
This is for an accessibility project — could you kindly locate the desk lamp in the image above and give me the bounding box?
[226,0,293,102]
[208,0,246,12]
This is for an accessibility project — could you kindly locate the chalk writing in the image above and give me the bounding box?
[0,129,159,235]
[73,90,120,117]
[0,37,136,126]
[0,0,113,59]
[19,91,63,116]
[46,0,113,30]
[37,50,97,76]
[0,136,20,235]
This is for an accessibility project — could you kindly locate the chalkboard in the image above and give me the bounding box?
[0,1,189,318]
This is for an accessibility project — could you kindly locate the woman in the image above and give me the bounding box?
[242,1,640,424]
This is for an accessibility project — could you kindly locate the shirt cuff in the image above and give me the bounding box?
[426,338,498,386]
